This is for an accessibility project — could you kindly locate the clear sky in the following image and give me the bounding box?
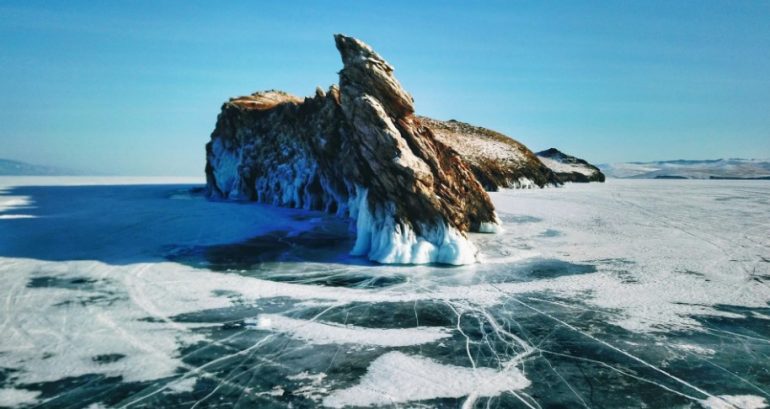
[1,1,769,175]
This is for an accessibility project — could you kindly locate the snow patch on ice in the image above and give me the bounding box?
[322,351,530,408]
[288,371,328,401]
[0,195,35,219]
[0,197,30,209]
[0,260,200,384]
[0,388,40,407]
[0,214,34,219]
[166,377,197,394]
[701,394,767,409]
[255,386,285,397]
[673,343,716,355]
[246,314,451,347]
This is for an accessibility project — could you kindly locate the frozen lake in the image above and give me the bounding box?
[0,177,768,408]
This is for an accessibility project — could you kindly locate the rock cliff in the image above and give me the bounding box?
[205,35,500,265]
[536,148,605,183]
[420,117,561,190]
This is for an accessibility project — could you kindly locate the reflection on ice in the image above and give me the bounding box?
[1,178,769,408]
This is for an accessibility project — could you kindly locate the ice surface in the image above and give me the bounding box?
[1,177,769,408]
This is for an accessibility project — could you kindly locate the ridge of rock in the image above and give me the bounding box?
[205,34,499,265]
[420,117,562,190]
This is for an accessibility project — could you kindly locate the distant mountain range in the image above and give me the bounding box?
[0,158,86,176]
[598,159,770,180]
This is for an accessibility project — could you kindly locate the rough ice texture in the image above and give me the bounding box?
[421,117,562,190]
[205,35,499,265]
[536,148,605,183]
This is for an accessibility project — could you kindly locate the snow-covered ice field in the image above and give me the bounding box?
[0,177,768,408]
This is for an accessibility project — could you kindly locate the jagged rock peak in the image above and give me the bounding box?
[334,34,414,117]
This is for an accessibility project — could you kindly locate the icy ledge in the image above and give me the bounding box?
[349,188,482,265]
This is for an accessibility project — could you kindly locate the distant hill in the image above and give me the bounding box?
[536,148,605,183]
[599,159,770,179]
[0,158,85,176]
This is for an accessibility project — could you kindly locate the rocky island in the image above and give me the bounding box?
[205,34,602,265]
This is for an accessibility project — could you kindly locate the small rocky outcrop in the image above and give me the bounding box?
[536,148,605,183]
[421,117,561,190]
[205,35,500,265]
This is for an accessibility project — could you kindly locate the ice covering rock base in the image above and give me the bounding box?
[348,187,479,265]
[205,35,499,265]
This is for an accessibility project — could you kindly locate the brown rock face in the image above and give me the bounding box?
[334,35,496,234]
[205,35,499,265]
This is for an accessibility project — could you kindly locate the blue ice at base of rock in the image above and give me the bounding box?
[348,187,480,265]
[1,177,769,408]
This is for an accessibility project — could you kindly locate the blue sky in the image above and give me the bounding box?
[1,1,768,175]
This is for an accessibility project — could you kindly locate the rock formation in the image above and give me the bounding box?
[536,148,605,183]
[205,35,500,265]
[421,117,561,190]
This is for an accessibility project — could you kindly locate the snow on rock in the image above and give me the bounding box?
[422,117,561,190]
[537,148,605,183]
[205,35,499,265]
